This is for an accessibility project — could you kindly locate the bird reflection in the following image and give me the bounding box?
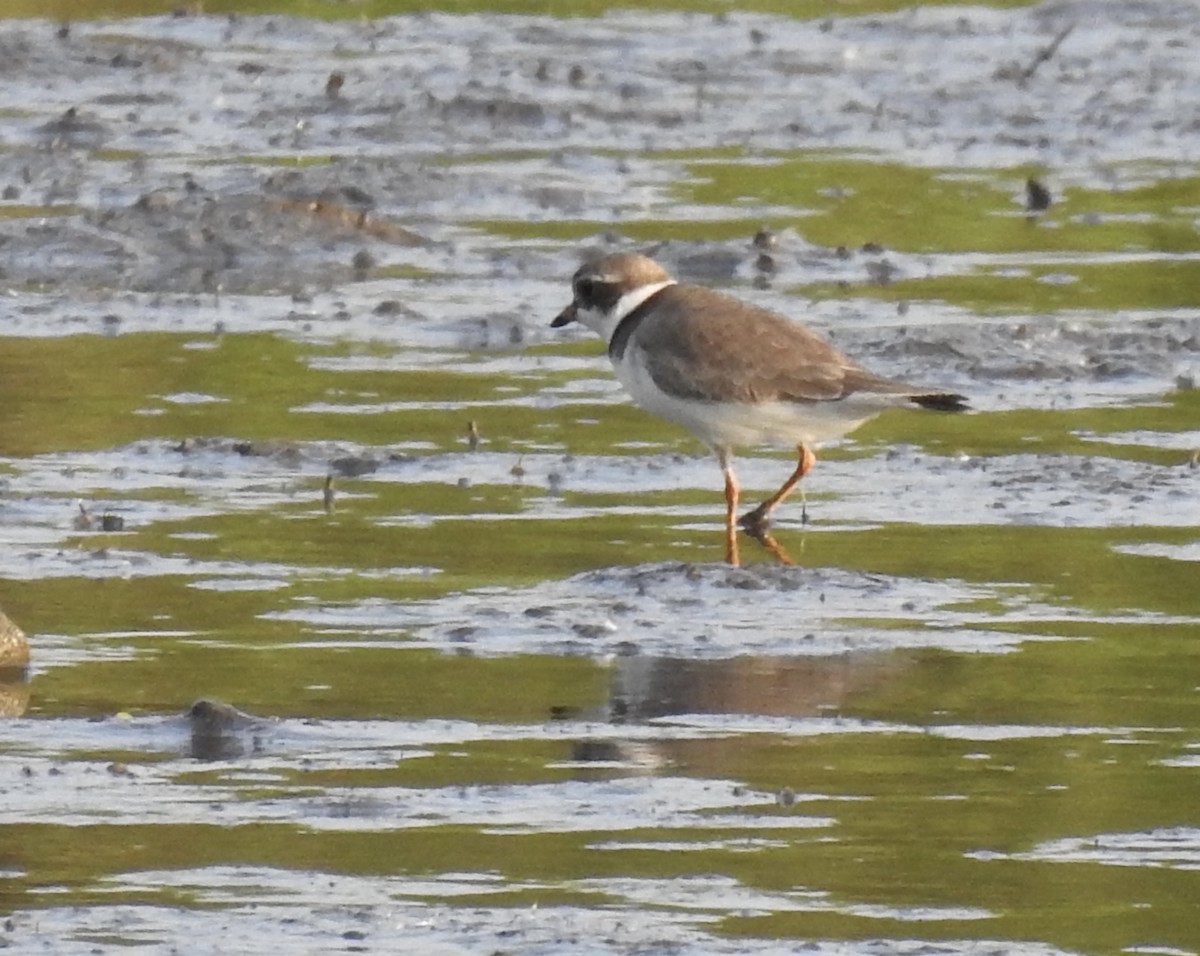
[566,652,903,770]
[611,653,901,721]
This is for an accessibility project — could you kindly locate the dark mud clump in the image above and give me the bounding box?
[184,698,274,760]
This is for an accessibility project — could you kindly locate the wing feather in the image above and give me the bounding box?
[634,285,916,404]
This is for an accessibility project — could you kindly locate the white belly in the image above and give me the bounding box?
[613,351,888,450]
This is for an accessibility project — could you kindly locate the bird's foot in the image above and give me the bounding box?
[737,506,771,536]
[739,507,796,565]
[748,527,794,566]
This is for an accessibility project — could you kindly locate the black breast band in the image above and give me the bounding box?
[607,287,671,362]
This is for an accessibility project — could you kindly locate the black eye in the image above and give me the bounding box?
[574,277,596,302]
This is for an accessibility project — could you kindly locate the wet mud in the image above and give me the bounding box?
[2,1,1199,954]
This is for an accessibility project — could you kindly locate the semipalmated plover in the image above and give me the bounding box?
[551,252,967,565]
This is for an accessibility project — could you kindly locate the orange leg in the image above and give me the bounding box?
[720,451,740,566]
[739,444,816,534]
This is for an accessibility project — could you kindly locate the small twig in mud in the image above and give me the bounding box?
[1018,21,1076,86]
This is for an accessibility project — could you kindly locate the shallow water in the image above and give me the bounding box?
[1,2,1199,954]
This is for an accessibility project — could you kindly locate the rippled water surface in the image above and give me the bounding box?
[1,2,1198,953]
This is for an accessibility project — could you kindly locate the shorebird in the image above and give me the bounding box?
[551,252,967,564]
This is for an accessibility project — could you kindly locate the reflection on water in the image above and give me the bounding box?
[0,608,30,716]
[0,608,29,670]
[0,680,30,718]
[0,2,1198,954]
[611,653,901,722]
[567,652,906,780]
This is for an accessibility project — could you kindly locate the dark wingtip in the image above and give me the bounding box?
[913,392,969,412]
[551,303,577,328]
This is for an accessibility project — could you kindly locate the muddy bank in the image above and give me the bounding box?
[1,2,1199,297]
[2,3,1199,956]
